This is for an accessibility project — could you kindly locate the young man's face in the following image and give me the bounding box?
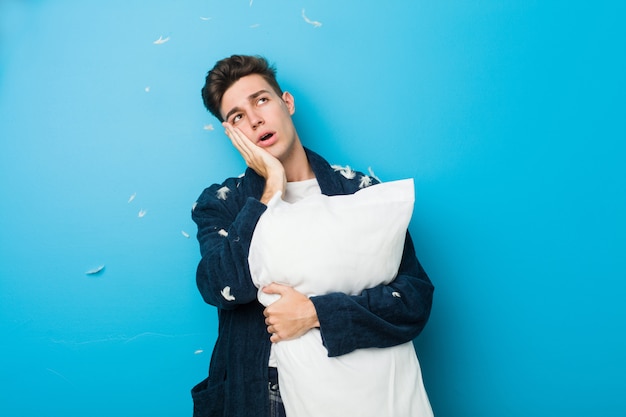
[220,74,299,162]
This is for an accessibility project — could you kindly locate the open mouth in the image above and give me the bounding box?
[259,133,274,142]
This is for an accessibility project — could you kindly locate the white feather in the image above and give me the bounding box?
[302,9,322,27]
[181,230,190,238]
[153,35,170,45]
[221,286,236,301]
[216,186,230,200]
[332,164,356,179]
[218,229,228,237]
[368,167,382,183]
[85,265,105,275]
[359,175,372,188]
[138,209,147,218]
[128,192,136,203]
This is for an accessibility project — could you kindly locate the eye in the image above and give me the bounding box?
[257,97,269,105]
[231,113,243,124]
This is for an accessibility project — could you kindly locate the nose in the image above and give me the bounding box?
[250,111,264,130]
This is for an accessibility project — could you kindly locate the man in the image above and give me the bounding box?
[191,54,434,417]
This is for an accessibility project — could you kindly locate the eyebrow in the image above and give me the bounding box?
[223,89,271,122]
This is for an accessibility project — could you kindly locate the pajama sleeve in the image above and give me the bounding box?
[192,180,267,310]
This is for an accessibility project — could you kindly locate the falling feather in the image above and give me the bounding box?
[181,230,190,238]
[153,35,170,45]
[85,265,105,275]
[194,349,204,355]
[200,16,212,21]
[368,167,381,183]
[332,164,356,179]
[359,175,372,188]
[221,286,236,301]
[343,167,356,179]
[203,124,215,131]
[216,186,230,200]
[250,0,254,6]
[218,229,228,237]
[138,209,147,218]
[250,23,261,29]
[128,192,136,203]
[192,202,198,212]
[144,86,150,93]
[302,9,322,28]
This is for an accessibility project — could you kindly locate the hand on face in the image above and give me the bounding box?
[223,122,286,204]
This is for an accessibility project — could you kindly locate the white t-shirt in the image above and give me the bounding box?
[282,177,321,203]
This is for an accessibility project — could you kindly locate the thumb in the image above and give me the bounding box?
[262,283,289,294]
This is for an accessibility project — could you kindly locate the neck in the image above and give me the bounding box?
[281,142,315,182]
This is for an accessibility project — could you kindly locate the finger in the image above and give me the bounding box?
[228,125,255,152]
[262,283,286,295]
[223,124,253,159]
[268,325,282,340]
[269,327,283,342]
[223,123,248,150]
[225,125,246,148]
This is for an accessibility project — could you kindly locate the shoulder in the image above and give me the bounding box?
[195,175,241,206]
[329,163,381,190]
[192,169,264,218]
[306,148,381,195]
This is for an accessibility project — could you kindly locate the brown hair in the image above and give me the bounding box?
[201,55,283,122]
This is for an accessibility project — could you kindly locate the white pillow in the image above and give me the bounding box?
[248,178,415,306]
[247,179,434,417]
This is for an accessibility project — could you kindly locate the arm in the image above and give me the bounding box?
[310,232,434,357]
[193,185,267,309]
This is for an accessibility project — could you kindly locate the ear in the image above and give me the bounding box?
[281,91,296,115]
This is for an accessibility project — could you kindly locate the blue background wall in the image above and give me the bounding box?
[1,1,625,416]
